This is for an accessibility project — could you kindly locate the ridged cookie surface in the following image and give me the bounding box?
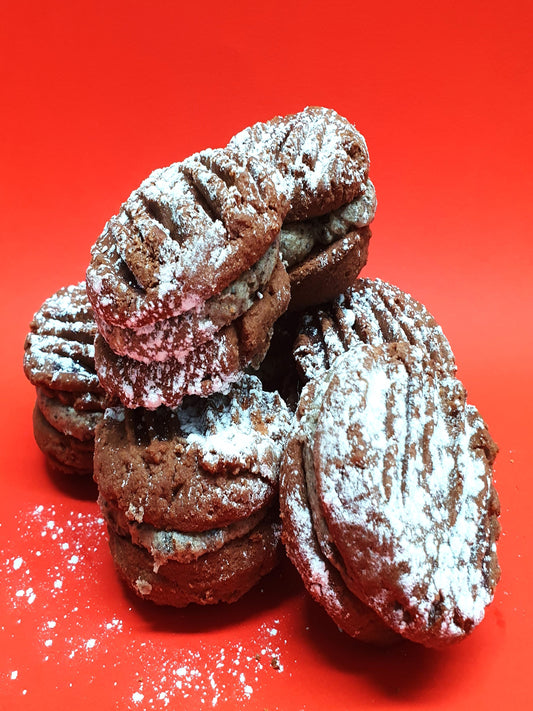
[228,106,369,221]
[311,345,500,647]
[87,148,286,329]
[24,282,109,475]
[294,279,456,381]
[23,282,101,393]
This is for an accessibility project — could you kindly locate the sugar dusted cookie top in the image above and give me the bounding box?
[94,375,292,532]
[87,148,286,329]
[23,282,102,393]
[294,279,457,382]
[229,106,370,221]
[310,344,500,647]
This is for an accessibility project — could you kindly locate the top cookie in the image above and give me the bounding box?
[228,106,370,221]
[86,148,286,329]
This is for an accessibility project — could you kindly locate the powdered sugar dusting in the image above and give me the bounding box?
[96,243,278,364]
[87,148,283,329]
[181,376,292,480]
[294,279,456,384]
[23,282,102,392]
[229,106,369,218]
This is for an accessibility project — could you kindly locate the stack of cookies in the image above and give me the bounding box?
[23,282,111,475]
[85,107,375,410]
[81,107,377,605]
[23,107,501,648]
[95,376,291,606]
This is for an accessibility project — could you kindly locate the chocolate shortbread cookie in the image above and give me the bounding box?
[292,344,500,648]
[229,107,375,308]
[88,108,374,408]
[87,148,287,330]
[94,240,279,364]
[294,279,457,382]
[94,375,292,606]
[36,386,108,442]
[23,282,101,393]
[106,512,281,607]
[94,258,290,409]
[228,106,370,221]
[286,227,371,311]
[32,403,95,475]
[23,282,110,474]
[280,397,398,644]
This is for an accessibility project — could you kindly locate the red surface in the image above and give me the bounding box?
[1,1,533,709]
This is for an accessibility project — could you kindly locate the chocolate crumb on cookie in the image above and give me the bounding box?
[94,375,292,606]
[23,282,111,475]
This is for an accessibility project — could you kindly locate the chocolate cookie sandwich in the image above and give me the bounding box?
[280,192,374,311]
[94,375,292,607]
[228,107,376,308]
[23,282,110,475]
[94,257,290,409]
[280,345,500,647]
[280,381,398,644]
[87,147,290,409]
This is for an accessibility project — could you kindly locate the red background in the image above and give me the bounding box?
[1,1,532,709]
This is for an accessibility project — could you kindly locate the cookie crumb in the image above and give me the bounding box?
[135,578,153,596]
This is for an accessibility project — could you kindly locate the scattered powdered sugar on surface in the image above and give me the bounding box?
[2,503,290,708]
